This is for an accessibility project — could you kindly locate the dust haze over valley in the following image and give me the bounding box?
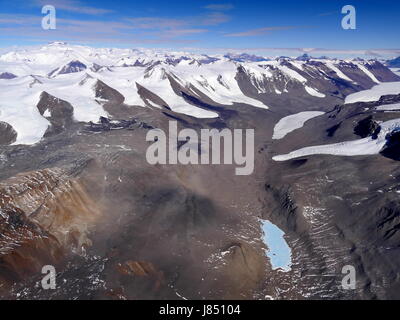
[1,0,400,301]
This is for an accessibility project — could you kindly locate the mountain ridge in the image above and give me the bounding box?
[1,43,399,145]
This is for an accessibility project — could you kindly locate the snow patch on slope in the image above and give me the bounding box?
[325,61,355,83]
[94,67,145,107]
[273,111,325,140]
[278,65,307,83]
[305,86,326,98]
[390,68,400,77]
[272,118,400,161]
[355,62,381,84]
[140,65,220,118]
[40,73,109,122]
[0,72,110,145]
[0,77,49,145]
[345,82,400,104]
[170,60,269,109]
[376,103,400,111]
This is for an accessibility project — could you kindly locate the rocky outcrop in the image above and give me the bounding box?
[48,60,87,77]
[36,91,74,136]
[85,117,154,132]
[354,116,380,138]
[0,121,17,145]
[94,79,125,104]
[0,72,17,79]
[0,204,64,292]
[0,168,101,296]
[368,61,400,82]
[381,131,400,160]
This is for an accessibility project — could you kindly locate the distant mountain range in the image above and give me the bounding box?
[1,42,399,145]
[387,56,400,68]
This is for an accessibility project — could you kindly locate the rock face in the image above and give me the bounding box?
[48,60,87,77]
[353,116,380,138]
[94,79,125,104]
[0,204,64,292]
[0,168,101,297]
[362,60,400,82]
[0,121,17,145]
[36,92,74,136]
[58,60,87,74]
[381,131,400,160]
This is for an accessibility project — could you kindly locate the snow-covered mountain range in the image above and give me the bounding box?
[1,42,399,145]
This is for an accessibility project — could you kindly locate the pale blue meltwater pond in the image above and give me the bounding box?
[261,220,292,271]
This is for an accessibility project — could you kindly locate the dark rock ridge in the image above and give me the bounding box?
[353,116,380,138]
[0,72,17,79]
[86,117,154,132]
[36,91,74,136]
[48,60,87,77]
[326,123,342,137]
[94,79,125,104]
[387,56,400,68]
[90,63,103,72]
[295,53,313,61]
[381,130,400,160]
[367,60,400,82]
[0,121,17,145]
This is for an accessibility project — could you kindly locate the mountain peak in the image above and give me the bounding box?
[224,53,268,62]
[0,72,17,79]
[296,53,313,61]
[48,60,87,78]
[47,41,68,46]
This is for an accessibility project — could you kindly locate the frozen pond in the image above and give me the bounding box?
[261,220,292,271]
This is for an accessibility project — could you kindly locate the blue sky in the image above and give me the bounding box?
[0,0,399,57]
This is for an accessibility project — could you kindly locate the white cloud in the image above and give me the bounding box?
[226,26,299,37]
[35,0,113,15]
